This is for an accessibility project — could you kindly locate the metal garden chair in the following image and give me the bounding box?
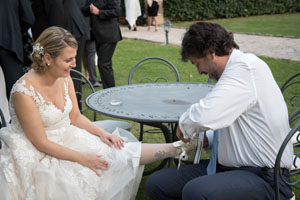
[128,56,180,85]
[128,57,180,141]
[281,72,300,113]
[128,57,180,175]
[70,69,131,133]
[274,73,300,199]
[274,108,300,200]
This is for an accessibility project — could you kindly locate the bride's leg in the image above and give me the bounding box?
[140,137,202,165]
[139,143,176,165]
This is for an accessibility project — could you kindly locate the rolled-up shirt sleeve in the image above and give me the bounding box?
[179,59,257,139]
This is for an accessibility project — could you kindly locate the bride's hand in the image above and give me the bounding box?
[100,133,124,150]
[80,154,108,176]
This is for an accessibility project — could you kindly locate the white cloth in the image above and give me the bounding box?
[125,0,141,28]
[0,66,10,123]
[0,77,143,200]
[179,49,293,169]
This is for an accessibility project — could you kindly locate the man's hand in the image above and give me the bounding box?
[90,4,100,15]
[176,126,191,143]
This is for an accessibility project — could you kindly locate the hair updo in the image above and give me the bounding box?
[30,26,78,72]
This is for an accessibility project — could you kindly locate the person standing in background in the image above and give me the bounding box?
[146,0,160,32]
[79,0,101,88]
[31,0,65,40]
[125,0,142,31]
[0,0,35,99]
[82,0,122,89]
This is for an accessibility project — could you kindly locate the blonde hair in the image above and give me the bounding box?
[31,26,78,72]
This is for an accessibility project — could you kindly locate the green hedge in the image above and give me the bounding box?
[120,0,300,22]
[163,0,300,21]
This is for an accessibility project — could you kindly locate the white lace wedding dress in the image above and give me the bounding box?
[0,78,143,200]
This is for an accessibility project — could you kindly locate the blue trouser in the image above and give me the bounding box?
[145,160,293,200]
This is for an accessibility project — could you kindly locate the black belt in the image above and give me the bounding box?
[261,167,290,176]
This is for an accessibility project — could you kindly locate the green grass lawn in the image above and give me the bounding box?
[172,13,300,37]
[82,14,300,199]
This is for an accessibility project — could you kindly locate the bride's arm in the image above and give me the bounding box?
[12,91,108,176]
[67,76,124,149]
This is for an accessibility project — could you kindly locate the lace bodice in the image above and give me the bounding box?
[8,78,72,132]
[1,77,143,200]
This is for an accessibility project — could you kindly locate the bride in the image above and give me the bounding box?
[0,26,196,200]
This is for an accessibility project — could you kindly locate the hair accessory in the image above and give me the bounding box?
[32,43,44,55]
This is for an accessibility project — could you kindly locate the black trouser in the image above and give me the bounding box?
[71,36,86,110]
[0,47,25,99]
[84,40,97,84]
[95,42,117,89]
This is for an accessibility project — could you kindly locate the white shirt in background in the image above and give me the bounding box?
[0,66,10,123]
[125,0,141,28]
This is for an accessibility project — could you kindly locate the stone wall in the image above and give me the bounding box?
[158,0,164,25]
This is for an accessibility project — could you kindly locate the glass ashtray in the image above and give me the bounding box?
[110,99,122,106]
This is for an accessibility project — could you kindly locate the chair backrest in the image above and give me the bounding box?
[281,72,300,114]
[128,57,180,85]
[70,69,96,121]
[0,108,7,149]
[274,108,300,200]
[0,108,7,128]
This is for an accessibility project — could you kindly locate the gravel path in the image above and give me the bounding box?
[120,26,300,62]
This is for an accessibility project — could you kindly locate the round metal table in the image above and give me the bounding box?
[86,82,213,123]
[86,82,213,175]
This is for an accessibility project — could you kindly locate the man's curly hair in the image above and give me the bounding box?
[181,22,239,61]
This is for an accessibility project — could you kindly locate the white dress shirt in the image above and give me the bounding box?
[179,49,293,169]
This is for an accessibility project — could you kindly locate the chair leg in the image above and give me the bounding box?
[290,193,295,200]
[139,123,144,141]
[168,123,178,142]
